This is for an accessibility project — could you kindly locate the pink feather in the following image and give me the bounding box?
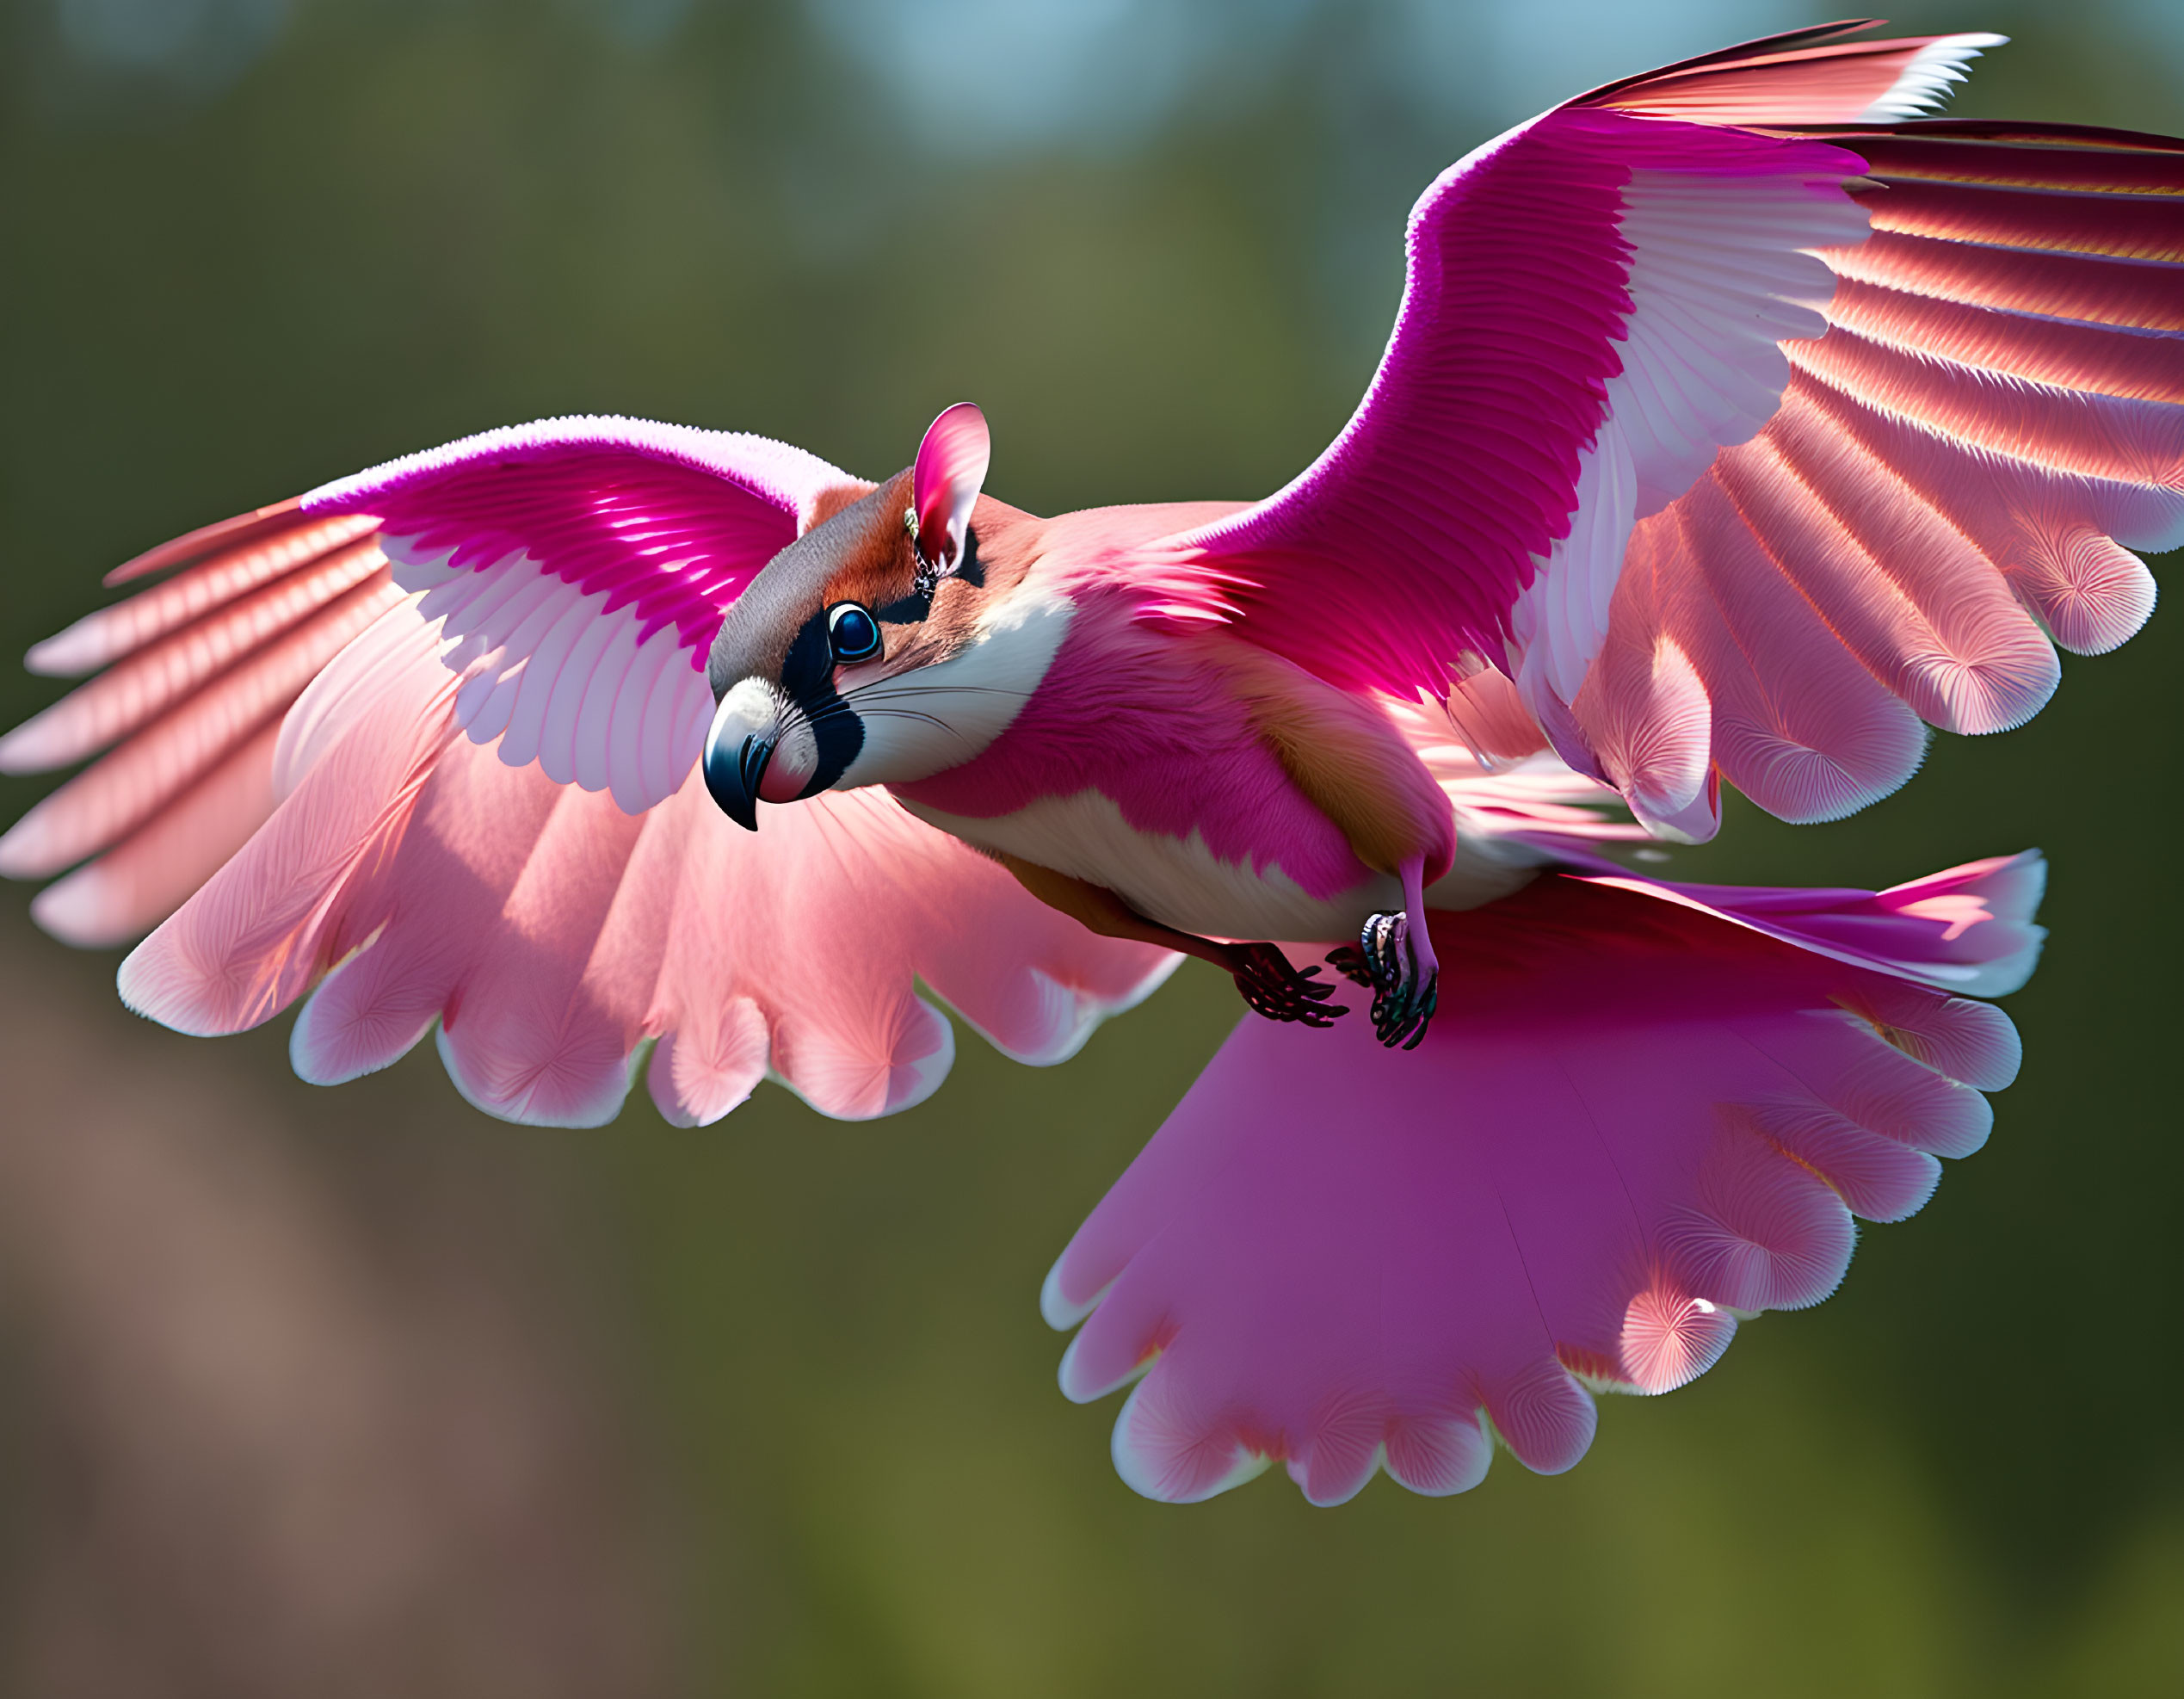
[1148,62,2179,840]
[120,608,1174,1126]
[1045,862,2037,1504]
[26,514,379,677]
[0,539,388,773]
[0,576,402,880]
[1576,22,2005,125]
[28,721,282,948]
[1162,108,1863,701]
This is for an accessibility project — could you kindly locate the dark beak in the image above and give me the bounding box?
[702,730,773,832]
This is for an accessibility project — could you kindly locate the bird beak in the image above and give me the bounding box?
[702,681,782,832]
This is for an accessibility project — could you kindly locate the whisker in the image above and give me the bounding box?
[850,706,975,744]
[858,707,962,733]
[811,696,959,736]
[844,681,1033,703]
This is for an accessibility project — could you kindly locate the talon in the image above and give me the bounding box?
[1324,944,1375,988]
[1398,975,1439,1050]
[1228,942,1348,1027]
[1351,910,1439,1049]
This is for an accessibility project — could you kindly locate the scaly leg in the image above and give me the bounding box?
[1327,855,1440,1049]
[996,854,1345,1029]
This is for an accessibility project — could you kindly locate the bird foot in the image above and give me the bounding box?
[1225,941,1346,1029]
[1327,911,1438,1049]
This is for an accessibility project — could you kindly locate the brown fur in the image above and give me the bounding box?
[807,479,879,529]
[821,485,1042,684]
[995,854,1244,973]
[811,472,917,610]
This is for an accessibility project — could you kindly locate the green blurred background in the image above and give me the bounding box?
[1,1,2179,1693]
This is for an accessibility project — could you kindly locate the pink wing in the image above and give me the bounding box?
[1045,856,2040,1503]
[0,417,853,943]
[1578,119,2183,836]
[2,420,1176,1120]
[309,416,860,814]
[1159,24,2179,839]
[1159,104,1866,700]
[114,605,1174,1125]
[1571,20,2007,125]
[0,503,402,944]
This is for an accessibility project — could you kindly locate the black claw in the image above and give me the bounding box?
[1229,942,1348,1028]
[1324,944,1375,988]
[1397,976,1439,1051]
[1337,911,1440,1050]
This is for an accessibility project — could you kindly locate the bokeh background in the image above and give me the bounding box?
[1,1,2180,1693]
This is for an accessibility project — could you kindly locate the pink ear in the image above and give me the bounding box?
[911,403,990,578]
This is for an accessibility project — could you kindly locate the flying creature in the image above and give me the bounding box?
[4,22,2176,1502]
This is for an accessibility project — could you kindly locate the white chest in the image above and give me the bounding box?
[898,788,1554,945]
[892,788,1387,942]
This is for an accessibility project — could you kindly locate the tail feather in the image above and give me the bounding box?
[1046,864,2039,1504]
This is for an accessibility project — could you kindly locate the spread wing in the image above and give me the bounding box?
[1583,116,2182,836]
[0,417,853,943]
[1044,854,2042,1504]
[1159,23,2180,838]
[1,421,1175,1119]
[308,416,856,815]
[116,609,1173,1125]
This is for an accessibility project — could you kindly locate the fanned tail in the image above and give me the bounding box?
[1045,856,2040,1504]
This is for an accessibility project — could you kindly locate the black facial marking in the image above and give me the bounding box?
[780,609,834,699]
[874,588,933,625]
[780,608,865,794]
[922,523,984,591]
[701,485,989,806]
[881,524,980,624]
[953,526,985,589]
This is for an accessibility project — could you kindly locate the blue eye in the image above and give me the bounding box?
[826,601,882,665]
